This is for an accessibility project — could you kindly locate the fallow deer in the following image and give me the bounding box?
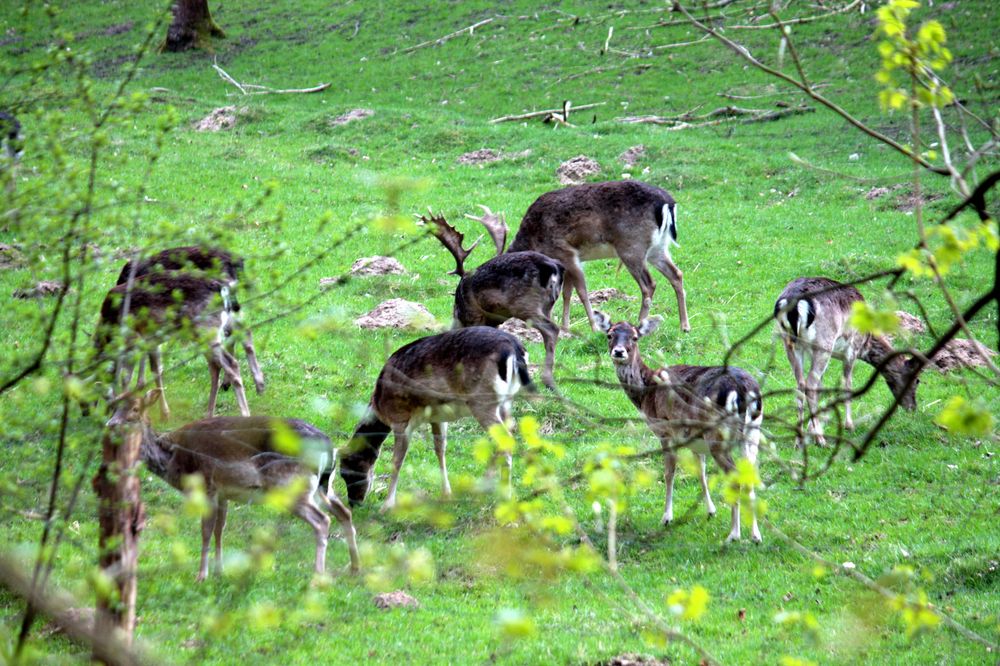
[509,180,689,333]
[424,208,564,389]
[111,389,360,580]
[774,277,920,446]
[116,245,265,397]
[94,272,251,419]
[595,312,763,543]
[339,326,533,510]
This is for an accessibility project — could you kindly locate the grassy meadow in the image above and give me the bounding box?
[1,0,998,663]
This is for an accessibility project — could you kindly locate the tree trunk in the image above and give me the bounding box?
[162,0,226,52]
[92,426,146,654]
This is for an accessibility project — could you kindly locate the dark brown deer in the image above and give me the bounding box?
[95,273,251,419]
[774,277,920,446]
[116,245,265,397]
[339,327,533,510]
[110,389,360,580]
[425,208,564,390]
[509,180,689,333]
[596,312,763,542]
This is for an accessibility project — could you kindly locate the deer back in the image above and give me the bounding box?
[508,180,677,260]
[116,246,243,286]
[454,251,564,326]
[372,327,530,425]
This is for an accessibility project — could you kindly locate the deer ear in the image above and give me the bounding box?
[637,316,663,337]
[593,311,612,333]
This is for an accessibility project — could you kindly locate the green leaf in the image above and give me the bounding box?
[935,396,995,436]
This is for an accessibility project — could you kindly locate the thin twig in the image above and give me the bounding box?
[490,102,606,124]
[399,17,494,54]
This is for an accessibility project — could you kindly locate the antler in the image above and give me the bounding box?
[464,204,508,256]
[420,210,479,277]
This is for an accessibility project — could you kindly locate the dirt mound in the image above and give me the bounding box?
[589,288,636,305]
[896,190,944,212]
[865,186,891,200]
[618,145,646,168]
[931,338,996,372]
[13,281,63,299]
[0,243,23,269]
[330,108,374,126]
[194,106,244,132]
[351,256,406,276]
[355,299,438,331]
[596,654,670,666]
[895,310,925,334]
[373,590,419,610]
[499,319,572,344]
[557,155,602,185]
[458,149,501,165]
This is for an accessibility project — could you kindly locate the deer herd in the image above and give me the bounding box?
[94,179,923,579]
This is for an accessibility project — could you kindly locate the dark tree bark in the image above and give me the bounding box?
[92,425,146,652]
[162,0,225,52]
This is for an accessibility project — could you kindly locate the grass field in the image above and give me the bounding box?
[1,0,998,663]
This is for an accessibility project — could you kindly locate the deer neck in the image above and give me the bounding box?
[138,423,171,480]
[860,334,904,378]
[614,356,657,411]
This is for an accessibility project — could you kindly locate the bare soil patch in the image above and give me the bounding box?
[373,591,419,610]
[0,243,23,269]
[595,654,670,666]
[13,281,63,299]
[931,338,996,372]
[895,310,926,334]
[355,299,438,331]
[457,148,531,165]
[351,256,406,276]
[618,145,646,168]
[194,106,244,132]
[330,108,374,126]
[557,155,602,185]
[589,288,637,305]
[499,319,573,344]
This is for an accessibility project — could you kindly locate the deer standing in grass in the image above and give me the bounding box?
[510,180,689,333]
[425,208,564,390]
[115,389,360,580]
[596,312,763,542]
[774,277,920,447]
[339,327,532,509]
[95,272,251,418]
[116,245,265,397]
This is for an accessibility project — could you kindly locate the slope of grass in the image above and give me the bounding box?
[0,0,997,664]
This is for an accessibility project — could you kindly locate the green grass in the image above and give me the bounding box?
[1,0,998,664]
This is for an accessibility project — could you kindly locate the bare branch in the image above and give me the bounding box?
[490,102,606,124]
[398,17,495,54]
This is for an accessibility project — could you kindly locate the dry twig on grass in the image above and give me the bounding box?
[212,62,330,96]
[618,104,814,129]
[399,17,494,54]
[490,101,605,124]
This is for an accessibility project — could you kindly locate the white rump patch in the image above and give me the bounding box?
[648,204,677,262]
[724,390,740,414]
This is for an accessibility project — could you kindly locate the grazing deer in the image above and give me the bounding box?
[774,277,920,446]
[339,327,532,510]
[509,180,689,334]
[111,389,360,580]
[595,312,763,543]
[95,272,251,419]
[424,208,565,390]
[116,245,265,397]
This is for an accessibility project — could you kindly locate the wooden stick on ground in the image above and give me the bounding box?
[618,104,813,129]
[399,18,494,54]
[212,62,330,95]
[490,102,606,124]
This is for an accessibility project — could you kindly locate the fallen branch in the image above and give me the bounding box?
[399,17,494,54]
[212,62,330,96]
[618,104,814,129]
[728,0,862,29]
[490,101,606,124]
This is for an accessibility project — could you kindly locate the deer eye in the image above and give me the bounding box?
[632,335,638,342]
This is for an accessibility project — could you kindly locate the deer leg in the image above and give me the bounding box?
[698,454,716,518]
[197,497,219,582]
[842,352,856,431]
[206,353,222,417]
[661,443,677,526]
[431,422,452,497]
[209,344,250,417]
[240,328,266,395]
[293,497,331,575]
[532,316,559,391]
[318,492,360,573]
[782,336,808,448]
[382,425,411,511]
[804,349,834,446]
[213,498,227,575]
[622,260,657,324]
[565,255,600,331]
[743,414,764,543]
[648,253,689,332]
[148,348,170,420]
[709,447,741,542]
[474,407,513,497]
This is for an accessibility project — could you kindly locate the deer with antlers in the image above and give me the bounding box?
[509,180,689,334]
[424,207,565,390]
